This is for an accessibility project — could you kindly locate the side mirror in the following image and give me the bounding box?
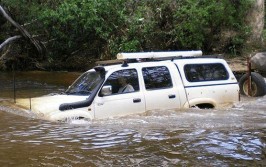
[100,85,112,96]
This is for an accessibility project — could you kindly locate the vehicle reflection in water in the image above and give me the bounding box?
[0,71,265,166]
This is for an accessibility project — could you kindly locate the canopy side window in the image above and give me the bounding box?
[184,63,229,82]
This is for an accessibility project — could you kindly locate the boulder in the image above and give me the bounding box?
[250,52,266,72]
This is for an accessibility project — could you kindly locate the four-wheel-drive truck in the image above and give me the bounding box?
[15,51,240,122]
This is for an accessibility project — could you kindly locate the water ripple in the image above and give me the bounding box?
[0,90,266,166]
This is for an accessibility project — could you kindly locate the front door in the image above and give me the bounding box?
[93,68,145,119]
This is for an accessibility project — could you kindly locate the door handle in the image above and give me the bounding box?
[133,98,141,103]
[168,94,176,99]
[97,102,104,106]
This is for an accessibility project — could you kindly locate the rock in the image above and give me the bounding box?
[250,52,266,72]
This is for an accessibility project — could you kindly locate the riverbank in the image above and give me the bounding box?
[0,52,253,73]
[225,57,247,72]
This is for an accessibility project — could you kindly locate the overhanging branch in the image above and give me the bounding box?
[0,5,45,58]
[0,35,21,51]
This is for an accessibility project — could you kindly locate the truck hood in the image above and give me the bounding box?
[16,94,93,121]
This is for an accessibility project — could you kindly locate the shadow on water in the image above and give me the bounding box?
[0,71,265,166]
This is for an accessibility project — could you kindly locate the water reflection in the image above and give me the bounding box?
[0,71,80,98]
[0,71,265,166]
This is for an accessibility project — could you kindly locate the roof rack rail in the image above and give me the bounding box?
[95,59,138,66]
[144,54,223,62]
[96,59,123,66]
[117,50,202,60]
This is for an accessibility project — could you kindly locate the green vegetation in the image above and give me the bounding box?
[0,0,257,70]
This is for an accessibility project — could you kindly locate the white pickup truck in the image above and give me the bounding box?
[16,51,240,122]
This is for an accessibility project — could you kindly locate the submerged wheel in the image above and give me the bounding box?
[239,72,266,97]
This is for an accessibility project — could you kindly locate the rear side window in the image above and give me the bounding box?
[142,66,173,90]
[184,63,229,82]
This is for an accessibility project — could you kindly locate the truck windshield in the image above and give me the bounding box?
[66,71,102,95]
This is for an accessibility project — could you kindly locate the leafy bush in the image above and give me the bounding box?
[0,0,254,69]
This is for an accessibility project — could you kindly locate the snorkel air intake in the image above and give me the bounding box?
[59,66,105,111]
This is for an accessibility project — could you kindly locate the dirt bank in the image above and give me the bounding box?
[225,57,247,72]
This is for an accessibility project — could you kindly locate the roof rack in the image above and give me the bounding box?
[95,51,223,66]
[117,50,202,60]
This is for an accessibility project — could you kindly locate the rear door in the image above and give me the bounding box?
[141,65,181,111]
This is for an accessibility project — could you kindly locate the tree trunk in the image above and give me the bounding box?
[246,0,265,43]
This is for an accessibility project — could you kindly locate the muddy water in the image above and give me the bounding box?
[0,71,265,166]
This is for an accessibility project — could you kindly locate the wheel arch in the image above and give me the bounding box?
[183,98,217,109]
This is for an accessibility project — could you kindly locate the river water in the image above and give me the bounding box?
[0,71,265,166]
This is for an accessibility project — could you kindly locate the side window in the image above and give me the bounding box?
[184,63,229,82]
[104,69,139,94]
[142,66,173,90]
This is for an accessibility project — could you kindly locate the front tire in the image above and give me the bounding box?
[239,72,266,97]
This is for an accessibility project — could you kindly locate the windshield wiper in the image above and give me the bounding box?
[66,90,91,95]
[78,90,91,95]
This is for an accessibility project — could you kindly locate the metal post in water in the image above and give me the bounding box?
[29,97,31,110]
[12,63,16,103]
[247,56,252,96]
